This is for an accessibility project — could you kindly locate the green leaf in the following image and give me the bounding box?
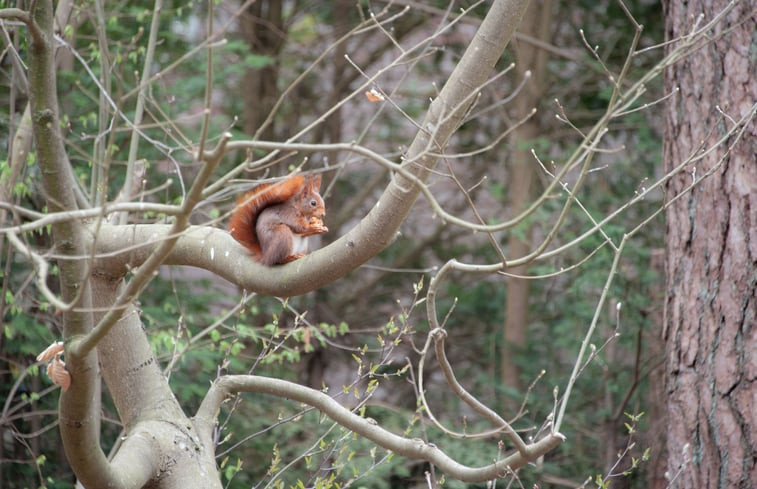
[244,53,275,69]
[210,328,221,342]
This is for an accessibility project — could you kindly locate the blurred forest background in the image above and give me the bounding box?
[0,0,748,488]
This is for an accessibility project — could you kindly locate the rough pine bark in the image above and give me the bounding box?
[662,1,756,488]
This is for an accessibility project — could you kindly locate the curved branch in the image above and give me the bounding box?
[0,7,43,44]
[90,223,325,296]
[419,259,529,451]
[5,231,70,310]
[196,375,564,483]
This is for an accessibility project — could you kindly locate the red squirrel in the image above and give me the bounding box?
[229,174,328,266]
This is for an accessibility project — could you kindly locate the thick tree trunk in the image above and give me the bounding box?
[662,1,756,488]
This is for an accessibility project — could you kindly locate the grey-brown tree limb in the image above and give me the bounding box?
[2,0,573,487]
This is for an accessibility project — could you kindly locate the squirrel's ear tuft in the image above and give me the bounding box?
[309,173,322,189]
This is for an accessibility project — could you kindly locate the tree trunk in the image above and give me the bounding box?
[645,251,669,489]
[662,1,756,488]
[241,0,285,139]
[501,0,552,395]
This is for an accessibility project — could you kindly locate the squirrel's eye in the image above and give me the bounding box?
[310,200,317,207]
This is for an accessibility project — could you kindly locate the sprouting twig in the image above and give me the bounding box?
[555,235,628,432]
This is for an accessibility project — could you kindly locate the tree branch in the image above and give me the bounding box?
[0,7,42,44]
[118,0,163,220]
[0,201,182,234]
[196,375,564,483]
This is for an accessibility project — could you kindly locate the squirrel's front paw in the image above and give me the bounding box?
[281,253,306,264]
[306,216,328,235]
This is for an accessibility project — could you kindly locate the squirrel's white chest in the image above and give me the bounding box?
[291,234,309,255]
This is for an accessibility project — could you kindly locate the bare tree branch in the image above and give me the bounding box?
[196,375,565,483]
